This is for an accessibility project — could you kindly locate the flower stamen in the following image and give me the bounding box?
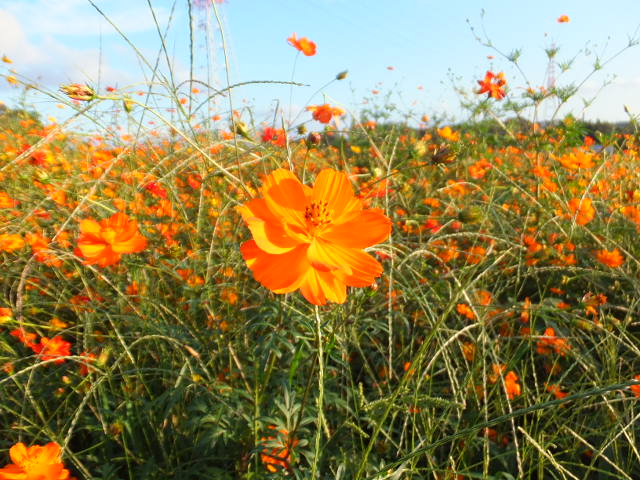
[304,200,332,231]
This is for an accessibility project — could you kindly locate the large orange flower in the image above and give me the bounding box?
[76,212,147,267]
[0,442,76,480]
[238,169,392,305]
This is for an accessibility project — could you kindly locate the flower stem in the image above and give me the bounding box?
[311,305,325,478]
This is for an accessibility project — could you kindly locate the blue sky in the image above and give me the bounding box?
[1,0,640,127]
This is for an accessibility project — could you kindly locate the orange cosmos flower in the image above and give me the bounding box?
[260,427,298,473]
[456,303,475,320]
[30,336,72,364]
[476,71,507,100]
[556,150,595,170]
[567,197,595,225]
[287,33,317,56]
[238,168,392,305]
[306,104,345,124]
[0,233,25,253]
[595,248,624,268]
[546,383,568,400]
[0,192,18,208]
[536,327,570,356]
[0,442,76,480]
[26,233,62,267]
[557,15,570,23]
[504,371,522,399]
[0,308,12,324]
[437,126,459,142]
[10,328,37,349]
[76,212,147,267]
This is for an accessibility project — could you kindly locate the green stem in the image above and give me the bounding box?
[311,306,325,478]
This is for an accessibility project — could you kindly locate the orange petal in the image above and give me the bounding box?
[312,169,358,218]
[298,268,346,305]
[95,251,122,267]
[238,200,305,254]
[105,212,131,230]
[321,208,391,248]
[39,442,62,464]
[77,242,107,258]
[243,217,303,254]
[111,235,147,254]
[79,219,101,236]
[307,239,383,286]
[237,198,281,224]
[8,442,28,465]
[241,241,310,293]
[261,169,307,229]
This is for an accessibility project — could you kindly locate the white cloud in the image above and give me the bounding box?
[0,9,134,88]
[3,0,172,37]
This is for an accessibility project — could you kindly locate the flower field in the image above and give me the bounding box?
[1,9,640,480]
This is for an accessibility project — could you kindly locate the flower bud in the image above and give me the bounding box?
[123,98,134,113]
[234,121,252,140]
[60,83,95,101]
[306,131,322,147]
[336,70,348,80]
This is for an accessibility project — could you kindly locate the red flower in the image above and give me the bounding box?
[557,15,570,23]
[261,127,287,147]
[144,181,168,199]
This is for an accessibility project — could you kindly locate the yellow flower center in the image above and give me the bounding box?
[304,200,332,232]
